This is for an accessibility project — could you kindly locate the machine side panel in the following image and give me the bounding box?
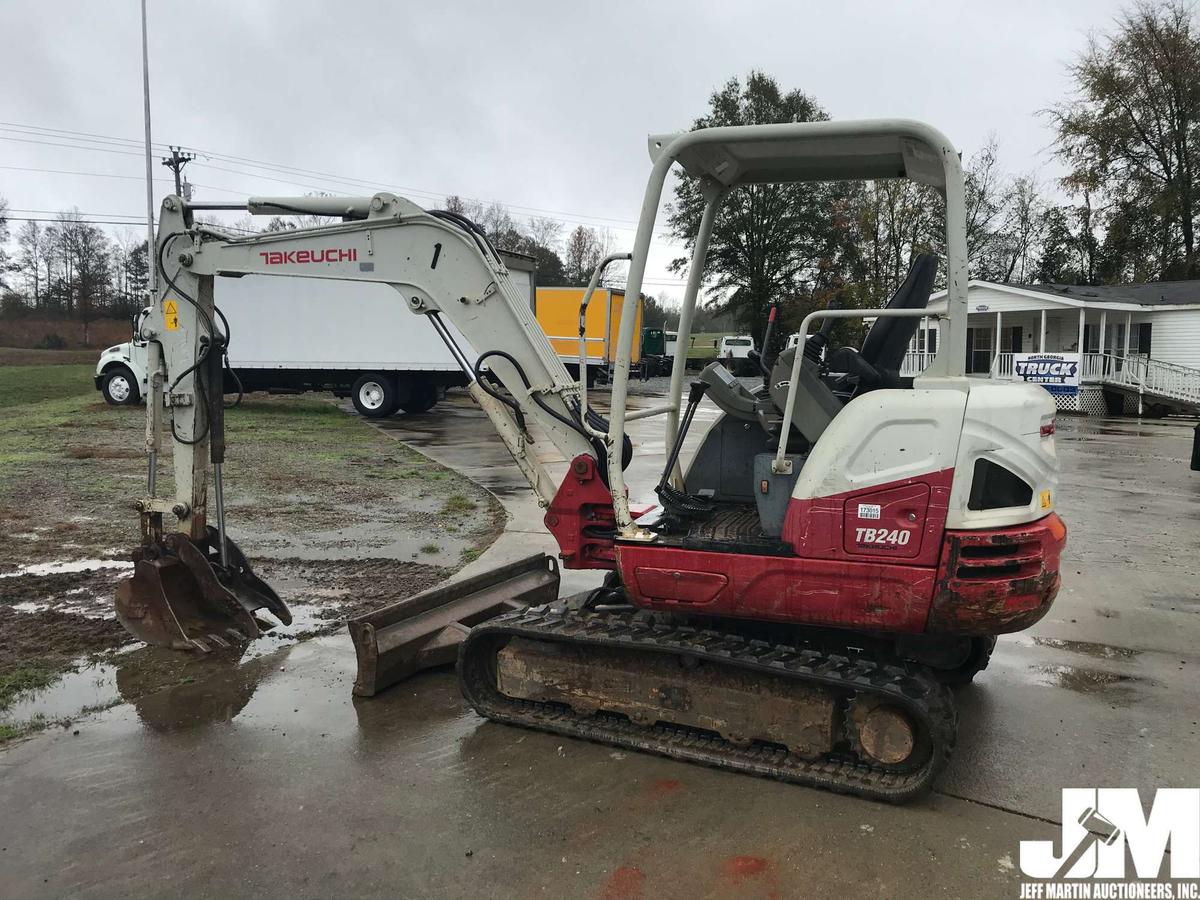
[945,383,1058,530]
[781,468,953,567]
[616,543,935,632]
[791,389,967,501]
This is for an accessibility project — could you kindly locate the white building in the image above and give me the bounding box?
[903,281,1200,415]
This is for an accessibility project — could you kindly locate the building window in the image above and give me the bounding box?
[913,326,938,354]
[1132,323,1152,356]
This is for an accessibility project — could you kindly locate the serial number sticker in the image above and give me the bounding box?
[163,299,180,331]
[857,503,882,520]
[1040,489,1051,509]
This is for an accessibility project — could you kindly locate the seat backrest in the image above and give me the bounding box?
[859,253,938,373]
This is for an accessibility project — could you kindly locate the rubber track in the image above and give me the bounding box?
[458,604,957,804]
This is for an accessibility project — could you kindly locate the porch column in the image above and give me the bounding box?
[1039,309,1047,351]
[1123,312,1132,357]
[1077,307,1085,355]
[992,310,1002,376]
[1098,309,1107,354]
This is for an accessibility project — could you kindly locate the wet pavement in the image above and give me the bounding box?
[2,391,1199,898]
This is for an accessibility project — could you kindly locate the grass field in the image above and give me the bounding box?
[0,357,504,738]
[0,363,95,410]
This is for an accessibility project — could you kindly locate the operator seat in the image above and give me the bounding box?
[825,253,938,392]
[767,253,938,443]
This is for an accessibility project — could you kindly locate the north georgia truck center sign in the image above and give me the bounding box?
[1013,352,1081,398]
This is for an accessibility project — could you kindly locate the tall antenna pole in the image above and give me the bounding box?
[140,0,156,293]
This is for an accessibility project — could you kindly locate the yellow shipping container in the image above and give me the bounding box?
[534,287,643,369]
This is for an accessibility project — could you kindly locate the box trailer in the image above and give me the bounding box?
[96,252,536,417]
[533,286,643,385]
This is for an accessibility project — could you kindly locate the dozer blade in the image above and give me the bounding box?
[115,527,291,652]
[348,553,560,697]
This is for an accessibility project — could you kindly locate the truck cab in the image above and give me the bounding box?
[718,334,755,375]
[96,308,150,405]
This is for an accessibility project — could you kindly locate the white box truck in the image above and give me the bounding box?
[95,252,535,417]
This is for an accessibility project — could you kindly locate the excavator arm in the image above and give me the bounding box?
[117,191,604,652]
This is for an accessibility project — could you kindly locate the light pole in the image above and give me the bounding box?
[140,0,156,292]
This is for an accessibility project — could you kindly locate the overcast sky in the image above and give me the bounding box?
[1,0,1131,301]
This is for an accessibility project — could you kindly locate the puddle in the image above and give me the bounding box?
[0,558,132,579]
[0,640,285,736]
[1031,637,1141,660]
[1,660,121,724]
[1030,664,1141,699]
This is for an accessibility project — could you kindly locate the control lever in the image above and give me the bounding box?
[655,381,713,518]
[758,300,780,384]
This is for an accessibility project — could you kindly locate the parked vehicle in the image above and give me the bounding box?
[95,252,536,417]
[639,327,672,377]
[533,286,643,385]
[718,334,755,375]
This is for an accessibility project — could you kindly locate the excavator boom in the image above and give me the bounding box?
[121,190,598,655]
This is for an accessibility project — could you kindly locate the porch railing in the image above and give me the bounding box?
[898,349,1200,406]
[899,351,937,377]
[1091,352,1200,405]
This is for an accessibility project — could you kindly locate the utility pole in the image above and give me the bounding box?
[161,146,197,199]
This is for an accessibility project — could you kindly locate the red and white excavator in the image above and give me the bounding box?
[115,119,1065,802]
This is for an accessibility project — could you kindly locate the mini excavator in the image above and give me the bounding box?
[115,120,1065,802]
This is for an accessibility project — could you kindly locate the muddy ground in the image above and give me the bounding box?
[0,356,504,738]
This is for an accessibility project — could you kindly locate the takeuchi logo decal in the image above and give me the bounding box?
[258,248,357,265]
[1018,788,1200,898]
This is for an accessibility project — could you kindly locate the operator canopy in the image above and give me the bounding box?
[648,119,954,190]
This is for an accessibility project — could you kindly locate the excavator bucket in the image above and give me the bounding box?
[115,527,292,652]
[348,553,560,697]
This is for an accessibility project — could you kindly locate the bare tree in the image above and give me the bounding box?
[14,220,47,309]
[527,216,562,251]
[996,175,1046,282]
[0,195,9,290]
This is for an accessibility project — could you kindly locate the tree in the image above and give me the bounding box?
[642,293,678,329]
[1047,1,1200,279]
[527,216,562,251]
[993,174,1046,283]
[666,72,844,341]
[14,220,47,309]
[563,225,613,284]
[0,195,9,290]
[54,211,111,342]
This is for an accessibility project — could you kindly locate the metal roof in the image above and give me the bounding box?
[1020,281,1200,307]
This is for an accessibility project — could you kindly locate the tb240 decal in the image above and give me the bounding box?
[854,527,913,547]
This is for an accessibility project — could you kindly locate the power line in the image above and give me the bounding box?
[6,215,158,227]
[0,134,146,157]
[0,119,682,239]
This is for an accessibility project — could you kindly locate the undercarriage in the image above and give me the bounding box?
[460,597,960,802]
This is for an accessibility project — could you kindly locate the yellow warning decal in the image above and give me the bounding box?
[1040,489,1052,509]
[163,299,180,331]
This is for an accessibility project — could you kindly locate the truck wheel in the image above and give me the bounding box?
[102,366,141,406]
[351,373,399,418]
[397,380,439,414]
